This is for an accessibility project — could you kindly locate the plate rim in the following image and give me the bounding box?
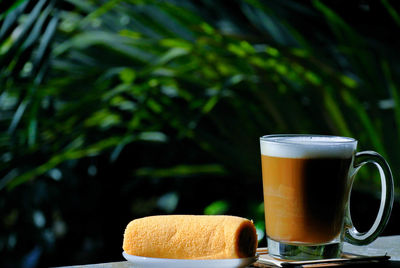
[122,251,258,264]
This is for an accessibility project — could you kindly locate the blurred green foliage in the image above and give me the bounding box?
[1,0,400,267]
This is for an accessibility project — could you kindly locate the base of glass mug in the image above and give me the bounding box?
[267,238,342,261]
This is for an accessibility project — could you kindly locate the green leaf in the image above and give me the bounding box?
[6,136,129,190]
[138,4,195,41]
[135,164,227,178]
[202,95,219,114]
[381,60,400,144]
[0,0,48,70]
[341,90,386,156]
[204,200,229,215]
[155,47,190,65]
[119,68,136,84]
[0,0,29,20]
[54,32,154,62]
[323,89,352,136]
[381,0,400,27]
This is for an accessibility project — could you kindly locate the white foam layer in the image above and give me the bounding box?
[260,135,357,159]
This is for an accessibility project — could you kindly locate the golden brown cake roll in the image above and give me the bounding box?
[122,215,258,259]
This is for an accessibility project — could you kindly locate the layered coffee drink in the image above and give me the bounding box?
[260,134,394,260]
[261,136,355,244]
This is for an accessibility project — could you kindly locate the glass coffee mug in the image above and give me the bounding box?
[260,134,394,260]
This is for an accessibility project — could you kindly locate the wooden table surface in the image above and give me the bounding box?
[55,235,400,267]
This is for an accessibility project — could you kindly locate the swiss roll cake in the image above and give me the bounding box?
[122,215,258,259]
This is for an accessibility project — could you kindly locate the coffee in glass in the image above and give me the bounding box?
[260,134,393,260]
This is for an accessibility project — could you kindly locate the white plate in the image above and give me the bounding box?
[122,251,258,268]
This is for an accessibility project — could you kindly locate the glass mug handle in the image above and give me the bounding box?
[345,151,394,245]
